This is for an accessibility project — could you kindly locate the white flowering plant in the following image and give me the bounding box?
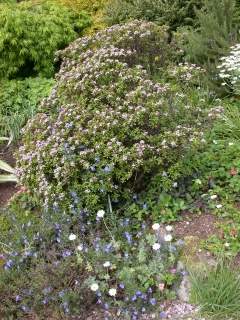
[218,44,240,95]
[17,20,220,216]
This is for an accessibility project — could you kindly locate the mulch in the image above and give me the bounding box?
[173,211,221,240]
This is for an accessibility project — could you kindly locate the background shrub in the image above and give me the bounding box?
[56,0,108,33]
[183,0,240,77]
[104,0,203,31]
[0,77,54,140]
[17,21,220,214]
[0,0,91,78]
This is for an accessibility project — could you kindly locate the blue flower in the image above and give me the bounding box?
[142,203,148,210]
[119,283,125,289]
[150,298,157,305]
[62,249,72,258]
[104,243,113,253]
[135,290,142,297]
[131,295,137,302]
[160,311,167,318]
[104,303,109,310]
[21,305,30,313]
[103,165,112,173]
[124,231,132,244]
[4,259,14,270]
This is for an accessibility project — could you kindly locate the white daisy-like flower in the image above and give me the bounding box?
[210,195,217,200]
[97,210,105,218]
[152,243,161,250]
[216,204,223,209]
[109,288,117,296]
[69,233,77,241]
[164,234,173,242]
[224,242,230,248]
[103,261,111,268]
[77,244,83,251]
[229,142,234,146]
[152,223,160,231]
[90,283,99,292]
[165,225,173,232]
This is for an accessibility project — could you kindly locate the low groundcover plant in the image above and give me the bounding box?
[0,193,182,318]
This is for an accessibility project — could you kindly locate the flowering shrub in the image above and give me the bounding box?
[166,62,206,87]
[17,21,220,214]
[0,194,181,318]
[218,44,240,95]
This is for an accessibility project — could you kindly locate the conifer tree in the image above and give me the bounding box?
[184,0,240,73]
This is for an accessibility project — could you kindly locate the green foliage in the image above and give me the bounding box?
[214,103,240,140]
[57,0,108,33]
[0,1,91,78]
[17,21,218,215]
[190,262,240,319]
[0,77,54,140]
[125,193,186,223]
[181,100,240,202]
[183,0,240,76]
[104,0,203,31]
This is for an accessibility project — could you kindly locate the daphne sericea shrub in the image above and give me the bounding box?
[17,20,220,214]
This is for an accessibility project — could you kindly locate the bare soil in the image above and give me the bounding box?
[173,211,221,240]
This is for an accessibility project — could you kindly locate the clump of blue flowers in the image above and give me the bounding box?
[0,192,183,319]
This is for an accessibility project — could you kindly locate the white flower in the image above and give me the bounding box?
[229,142,234,146]
[152,223,160,231]
[224,242,230,248]
[210,195,217,200]
[165,225,173,232]
[90,283,99,292]
[77,244,83,251]
[216,204,223,209]
[103,261,111,268]
[152,243,161,250]
[164,234,173,242]
[109,288,117,296]
[173,182,178,188]
[97,210,105,218]
[69,233,77,241]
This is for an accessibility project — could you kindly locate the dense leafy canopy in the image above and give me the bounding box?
[104,0,203,30]
[0,1,91,78]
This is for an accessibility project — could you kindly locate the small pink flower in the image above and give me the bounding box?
[170,268,177,274]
